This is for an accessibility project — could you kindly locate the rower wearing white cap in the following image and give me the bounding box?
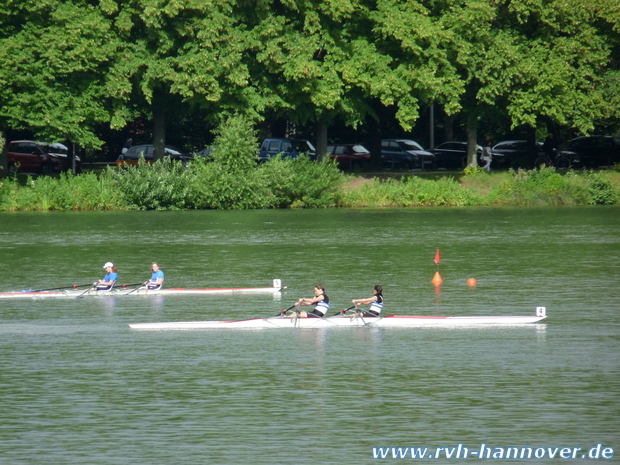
[96,262,118,290]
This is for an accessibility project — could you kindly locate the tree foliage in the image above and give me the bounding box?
[0,0,118,147]
[0,0,617,152]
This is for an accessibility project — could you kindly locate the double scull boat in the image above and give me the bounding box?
[129,307,547,330]
[0,279,285,299]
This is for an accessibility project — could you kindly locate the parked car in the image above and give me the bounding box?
[557,136,620,169]
[326,144,371,169]
[381,139,436,170]
[431,141,482,170]
[258,138,316,162]
[116,144,192,167]
[195,147,213,158]
[41,142,82,173]
[490,140,544,169]
[6,140,71,174]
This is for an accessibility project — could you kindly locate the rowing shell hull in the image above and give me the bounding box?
[129,313,547,330]
[0,286,284,299]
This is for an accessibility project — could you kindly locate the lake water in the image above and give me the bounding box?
[0,207,618,464]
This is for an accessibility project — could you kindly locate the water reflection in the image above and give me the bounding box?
[97,295,118,315]
[535,323,547,341]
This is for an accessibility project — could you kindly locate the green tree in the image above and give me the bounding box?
[437,0,616,165]
[248,1,463,160]
[1,0,617,162]
[0,1,263,156]
[0,0,119,148]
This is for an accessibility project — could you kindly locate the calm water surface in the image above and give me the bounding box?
[0,208,618,464]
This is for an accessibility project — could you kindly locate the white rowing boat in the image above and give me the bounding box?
[129,307,547,330]
[0,279,285,299]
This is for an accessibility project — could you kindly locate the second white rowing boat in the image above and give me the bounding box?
[0,279,285,299]
[129,307,547,330]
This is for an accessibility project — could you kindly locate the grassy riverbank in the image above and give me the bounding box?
[1,161,619,211]
[338,168,620,207]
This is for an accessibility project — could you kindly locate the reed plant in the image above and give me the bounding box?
[187,114,345,209]
[587,171,619,205]
[486,167,591,206]
[336,175,481,208]
[261,155,345,208]
[189,157,276,209]
[106,157,195,210]
[1,160,619,211]
[0,171,126,211]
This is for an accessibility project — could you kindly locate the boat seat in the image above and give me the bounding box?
[96,281,116,291]
[147,280,164,291]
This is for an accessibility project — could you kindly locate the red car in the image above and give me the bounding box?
[327,144,371,169]
[6,140,71,174]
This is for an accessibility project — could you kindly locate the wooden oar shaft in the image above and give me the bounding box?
[25,283,92,293]
[331,305,355,316]
[126,282,149,295]
[77,284,97,297]
[276,304,296,316]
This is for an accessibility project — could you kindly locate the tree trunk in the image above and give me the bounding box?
[153,93,166,162]
[315,122,328,162]
[526,125,537,169]
[466,113,478,167]
[444,113,455,142]
[0,132,7,177]
[428,104,435,149]
[365,109,382,170]
[67,141,75,174]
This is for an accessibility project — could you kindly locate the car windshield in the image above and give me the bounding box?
[42,143,67,154]
[401,141,423,151]
[292,140,316,152]
[438,143,459,150]
[351,145,369,154]
[164,147,182,156]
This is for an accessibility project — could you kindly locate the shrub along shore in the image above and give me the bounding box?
[0,158,619,211]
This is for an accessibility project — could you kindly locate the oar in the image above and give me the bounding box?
[120,282,146,289]
[22,283,92,293]
[290,304,302,327]
[125,281,149,295]
[331,305,355,316]
[352,309,367,326]
[77,283,97,297]
[276,305,296,316]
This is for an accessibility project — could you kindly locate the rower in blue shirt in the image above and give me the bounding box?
[96,262,118,290]
[147,262,165,290]
[294,285,330,318]
[351,285,383,317]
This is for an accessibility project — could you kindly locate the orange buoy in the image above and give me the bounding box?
[431,271,443,286]
[467,278,477,287]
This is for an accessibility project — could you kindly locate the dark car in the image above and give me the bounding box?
[431,141,482,170]
[116,144,192,167]
[41,142,82,173]
[558,136,620,169]
[195,147,213,158]
[6,140,69,174]
[258,138,316,162]
[490,140,544,169]
[326,144,371,169]
[381,139,436,170]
